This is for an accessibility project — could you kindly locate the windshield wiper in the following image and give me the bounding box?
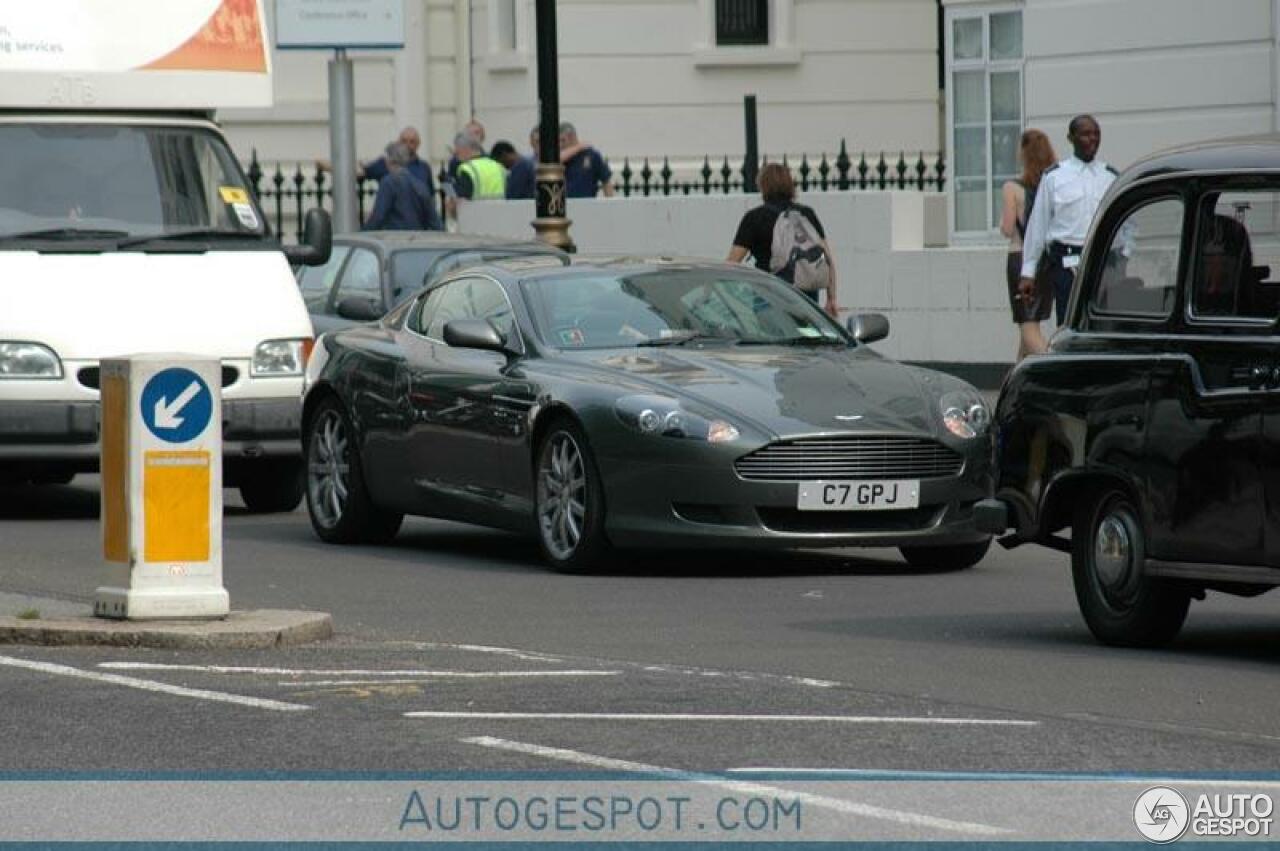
[739,336,847,346]
[0,227,131,242]
[635,332,737,347]
[116,228,258,248]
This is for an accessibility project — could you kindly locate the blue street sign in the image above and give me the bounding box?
[140,368,213,444]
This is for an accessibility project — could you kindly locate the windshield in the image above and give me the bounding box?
[389,249,450,304]
[0,123,266,242]
[523,270,848,349]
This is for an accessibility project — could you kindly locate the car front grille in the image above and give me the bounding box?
[734,436,963,482]
[77,365,240,391]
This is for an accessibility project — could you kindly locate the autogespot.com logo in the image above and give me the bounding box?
[1134,787,1191,843]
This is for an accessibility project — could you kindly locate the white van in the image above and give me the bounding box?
[0,3,331,512]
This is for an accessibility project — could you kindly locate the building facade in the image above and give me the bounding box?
[944,0,1280,236]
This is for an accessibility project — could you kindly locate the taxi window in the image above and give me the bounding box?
[1091,197,1182,318]
[1191,191,1280,322]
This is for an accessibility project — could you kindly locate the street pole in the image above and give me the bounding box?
[532,0,574,252]
[328,49,358,234]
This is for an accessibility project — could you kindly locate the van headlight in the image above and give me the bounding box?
[940,391,990,440]
[615,395,740,443]
[0,342,62,379]
[252,338,312,377]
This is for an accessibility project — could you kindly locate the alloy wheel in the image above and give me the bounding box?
[308,408,351,529]
[537,431,587,561]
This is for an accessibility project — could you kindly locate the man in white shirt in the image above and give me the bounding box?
[1018,115,1117,324]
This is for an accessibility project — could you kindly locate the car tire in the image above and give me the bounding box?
[305,397,403,545]
[238,459,305,513]
[899,538,991,571]
[1072,489,1190,647]
[534,418,610,573]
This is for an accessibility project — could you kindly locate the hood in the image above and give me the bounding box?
[0,250,312,360]
[563,345,954,439]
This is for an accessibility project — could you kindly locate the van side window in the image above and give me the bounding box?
[1192,191,1280,321]
[1091,197,1182,318]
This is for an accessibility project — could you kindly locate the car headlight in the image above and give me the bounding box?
[940,391,990,440]
[615,395,740,443]
[0,342,62,379]
[252,338,313,377]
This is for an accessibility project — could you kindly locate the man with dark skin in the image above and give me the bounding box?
[1018,115,1117,325]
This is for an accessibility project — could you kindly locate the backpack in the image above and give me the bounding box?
[768,205,831,292]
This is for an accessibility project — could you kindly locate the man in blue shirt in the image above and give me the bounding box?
[320,127,442,230]
[559,122,614,198]
[505,127,538,200]
[363,142,441,231]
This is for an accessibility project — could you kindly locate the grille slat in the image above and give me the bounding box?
[735,436,963,482]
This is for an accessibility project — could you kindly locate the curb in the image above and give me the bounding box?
[0,609,333,649]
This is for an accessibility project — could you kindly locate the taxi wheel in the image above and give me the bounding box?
[899,538,990,571]
[534,419,611,573]
[305,398,402,545]
[239,460,304,513]
[1072,489,1190,647]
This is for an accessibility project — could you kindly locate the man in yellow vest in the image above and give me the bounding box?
[453,133,506,201]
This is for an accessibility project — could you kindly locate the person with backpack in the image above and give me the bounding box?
[727,163,838,318]
[999,128,1057,360]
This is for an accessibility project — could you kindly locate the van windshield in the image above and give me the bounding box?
[0,123,266,243]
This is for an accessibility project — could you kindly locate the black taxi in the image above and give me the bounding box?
[978,137,1280,647]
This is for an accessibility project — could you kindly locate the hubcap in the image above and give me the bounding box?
[537,432,587,560]
[1094,511,1135,594]
[307,409,351,529]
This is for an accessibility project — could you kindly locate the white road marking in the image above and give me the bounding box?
[0,655,310,712]
[97,662,618,678]
[724,768,1280,787]
[400,641,841,688]
[409,711,1036,726]
[461,736,1009,837]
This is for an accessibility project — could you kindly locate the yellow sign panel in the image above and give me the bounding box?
[144,451,211,563]
[218,186,250,205]
[101,373,130,563]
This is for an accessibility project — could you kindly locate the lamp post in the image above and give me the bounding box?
[532,0,574,252]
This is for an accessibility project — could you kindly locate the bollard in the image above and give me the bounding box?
[95,354,229,620]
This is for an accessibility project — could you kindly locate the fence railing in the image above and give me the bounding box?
[244,141,946,241]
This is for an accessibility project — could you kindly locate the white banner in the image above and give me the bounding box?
[0,776,1276,843]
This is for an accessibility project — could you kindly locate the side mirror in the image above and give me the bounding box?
[846,312,890,344]
[284,208,333,267]
[336,296,383,322]
[443,318,511,354]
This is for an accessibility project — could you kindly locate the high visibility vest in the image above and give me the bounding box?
[459,156,506,199]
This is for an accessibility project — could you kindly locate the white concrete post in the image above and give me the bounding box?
[95,354,229,620]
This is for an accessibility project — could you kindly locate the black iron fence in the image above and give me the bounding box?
[244,142,946,241]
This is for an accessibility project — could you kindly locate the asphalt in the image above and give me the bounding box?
[2,476,1279,777]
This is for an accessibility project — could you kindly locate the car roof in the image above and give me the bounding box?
[334,231,566,252]
[1114,134,1280,193]
[489,256,768,283]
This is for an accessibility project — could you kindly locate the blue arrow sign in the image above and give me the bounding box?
[140,368,213,444]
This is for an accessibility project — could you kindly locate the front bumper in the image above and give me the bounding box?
[598,452,992,551]
[0,399,302,467]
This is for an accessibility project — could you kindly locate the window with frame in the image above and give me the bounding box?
[948,8,1023,234]
[422,278,518,344]
[1190,190,1280,322]
[298,246,349,313]
[1091,197,1183,318]
[334,248,382,308]
[494,0,517,52]
[716,0,769,46]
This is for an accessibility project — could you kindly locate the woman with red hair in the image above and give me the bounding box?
[1000,129,1057,360]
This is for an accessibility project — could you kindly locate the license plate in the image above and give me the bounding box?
[797,480,920,511]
